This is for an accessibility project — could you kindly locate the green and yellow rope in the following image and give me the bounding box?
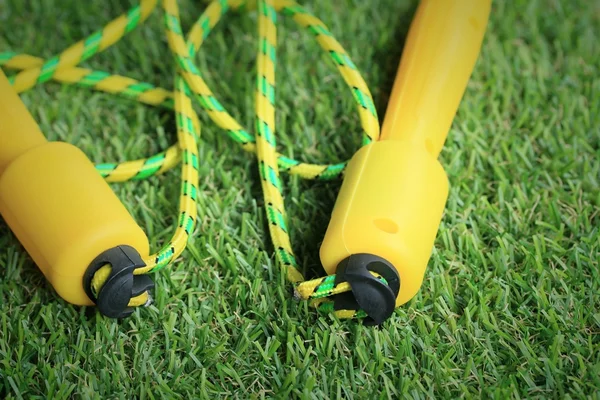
[2,0,383,319]
[8,0,158,93]
[254,0,303,282]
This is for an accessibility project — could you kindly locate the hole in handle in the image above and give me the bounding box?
[373,218,398,234]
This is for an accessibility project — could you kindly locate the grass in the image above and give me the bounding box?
[0,0,599,398]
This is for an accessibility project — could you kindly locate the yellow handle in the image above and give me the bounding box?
[0,70,149,305]
[381,0,491,157]
[0,70,47,175]
[320,0,491,307]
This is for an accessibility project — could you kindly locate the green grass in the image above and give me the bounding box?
[1,0,599,398]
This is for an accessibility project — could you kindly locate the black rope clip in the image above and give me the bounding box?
[83,245,154,318]
[333,253,400,326]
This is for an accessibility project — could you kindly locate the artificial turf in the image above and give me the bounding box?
[0,0,599,398]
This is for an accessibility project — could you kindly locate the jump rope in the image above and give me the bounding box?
[0,0,491,324]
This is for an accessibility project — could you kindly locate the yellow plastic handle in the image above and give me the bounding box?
[380,0,492,154]
[0,70,47,175]
[320,0,491,307]
[0,70,149,305]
